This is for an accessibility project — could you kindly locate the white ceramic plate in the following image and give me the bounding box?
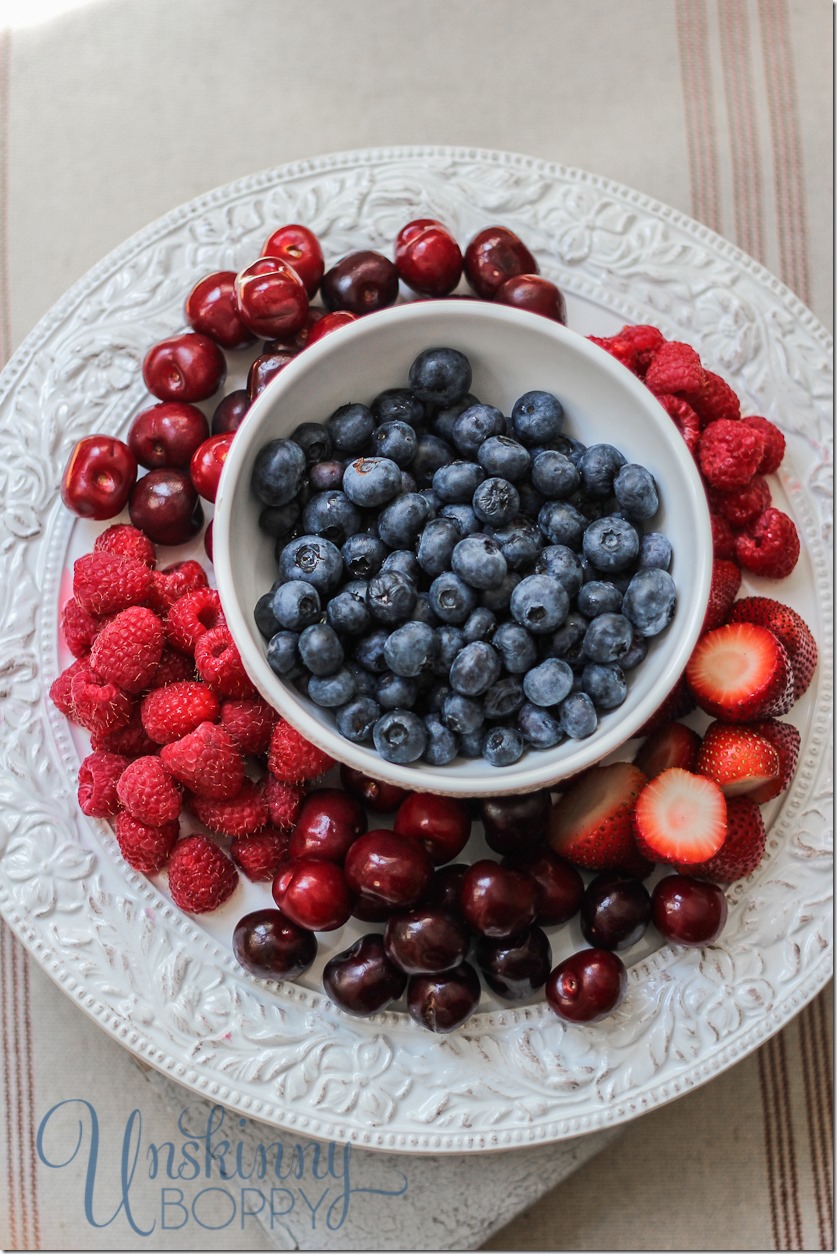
[0,146,831,1153]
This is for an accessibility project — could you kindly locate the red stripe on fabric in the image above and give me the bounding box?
[799,1001,831,1249]
[758,1043,782,1249]
[814,993,835,1236]
[719,0,765,260]
[1,925,20,1251]
[22,951,41,1251]
[776,1028,805,1249]
[676,0,722,232]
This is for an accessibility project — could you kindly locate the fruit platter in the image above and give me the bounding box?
[0,147,831,1152]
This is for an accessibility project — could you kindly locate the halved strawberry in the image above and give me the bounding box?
[695,720,780,797]
[549,762,651,876]
[673,796,767,882]
[701,559,742,633]
[686,623,794,721]
[746,718,802,804]
[633,721,701,778]
[728,597,818,701]
[637,673,696,737]
[633,768,727,865]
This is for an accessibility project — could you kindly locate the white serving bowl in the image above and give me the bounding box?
[213,301,712,797]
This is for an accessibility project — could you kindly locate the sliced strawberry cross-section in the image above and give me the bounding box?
[633,721,701,779]
[686,622,794,722]
[548,761,651,876]
[633,767,727,866]
[728,596,817,701]
[672,796,766,883]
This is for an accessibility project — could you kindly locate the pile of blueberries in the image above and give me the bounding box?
[252,347,677,767]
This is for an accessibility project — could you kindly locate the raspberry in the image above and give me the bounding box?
[91,705,159,758]
[77,751,130,818]
[735,508,800,579]
[147,560,209,616]
[698,419,765,489]
[60,598,105,658]
[73,552,152,616]
[166,834,238,914]
[219,698,277,756]
[644,341,705,397]
[588,325,665,376]
[654,393,701,455]
[166,587,224,654]
[267,719,334,784]
[94,523,156,568]
[709,512,737,561]
[686,369,741,427]
[710,476,772,529]
[49,658,89,719]
[147,647,196,689]
[188,779,270,837]
[141,681,220,745]
[115,812,179,874]
[741,415,785,474]
[160,721,245,800]
[116,755,182,826]
[264,775,305,830]
[231,829,291,881]
[89,606,165,694]
[69,666,134,735]
[194,625,256,699]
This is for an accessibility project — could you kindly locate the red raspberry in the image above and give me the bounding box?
[89,606,165,694]
[710,476,772,529]
[264,775,305,830]
[91,705,159,758]
[231,829,291,881]
[194,625,256,698]
[116,755,182,826]
[49,658,90,719]
[69,666,134,735]
[267,719,334,784]
[645,341,705,397]
[77,750,130,818]
[115,812,179,874]
[141,681,220,745]
[147,647,196,689]
[160,721,245,800]
[188,778,270,837]
[741,415,786,474]
[166,834,238,914]
[654,393,701,455]
[60,598,105,659]
[166,587,225,654]
[588,325,665,376]
[219,698,277,756]
[73,552,152,616]
[709,512,737,561]
[147,559,209,616]
[698,419,765,489]
[94,523,156,568]
[686,369,741,427]
[701,558,742,633]
[735,508,800,579]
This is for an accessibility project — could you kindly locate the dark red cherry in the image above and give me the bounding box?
[142,332,226,403]
[651,875,728,947]
[288,788,367,862]
[394,219,463,297]
[234,256,309,339]
[384,906,470,974]
[61,435,137,520]
[344,829,433,910]
[128,468,203,546]
[320,250,399,315]
[464,226,539,300]
[493,274,567,323]
[393,793,471,865]
[185,270,257,349]
[232,908,317,979]
[580,872,651,951]
[323,934,407,1016]
[271,857,352,932]
[407,963,481,1033]
[261,225,325,298]
[502,849,583,926]
[339,765,409,813]
[247,348,298,400]
[128,401,209,470]
[189,432,234,504]
[479,791,550,856]
[421,863,468,913]
[459,860,538,940]
[211,389,250,435]
[475,925,552,1001]
[545,949,627,1023]
[307,310,358,345]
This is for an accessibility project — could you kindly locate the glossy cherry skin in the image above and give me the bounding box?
[479,791,550,857]
[384,906,470,974]
[142,331,227,403]
[394,218,463,297]
[421,863,468,913]
[185,270,256,350]
[271,857,353,932]
[232,908,317,979]
[247,348,298,400]
[128,401,209,470]
[407,962,481,1033]
[60,435,137,520]
[323,934,407,1016]
[464,226,539,299]
[580,872,651,951]
[212,388,251,435]
[475,925,552,1001]
[189,432,234,504]
[344,829,433,910]
[203,519,213,562]
[339,765,409,813]
[393,793,471,865]
[264,305,326,352]
[493,273,567,323]
[351,894,395,923]
[502,849,583,926]
[307,310,358,345]
[321,250,399,315]
[261,224,325,298]
[546,948,627,1023]
[234,256,309,339]
[459,860,538,940]
[651,875,728,947]
[288,788,367,863]
[128,468,204,546]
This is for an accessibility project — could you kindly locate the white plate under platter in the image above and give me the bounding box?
[0,146,831,1154]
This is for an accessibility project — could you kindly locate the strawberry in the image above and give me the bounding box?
[709,512,737,561]
[548,762,652,876]
[746,718,802,804]
[673,796,767,882]
[727,597,818,701]
[267,719,334,784]
[701,559,742,633]
[695,721,780,798]
[166,834,238,914]
[637,673,696,737]
[187,779,270,838]
[231,829,291,881]
[141,681,220,745]
[116,755,183,827]
[115,812,179,874]
[633,721,701,778]
[89,606,165,694]
[686,623,794,721]
[160,721,245,800]
[633,768,727,865]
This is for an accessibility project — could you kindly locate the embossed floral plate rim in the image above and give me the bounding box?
[0,145,832,1154]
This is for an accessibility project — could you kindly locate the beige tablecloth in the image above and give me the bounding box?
[0,1,832,1250]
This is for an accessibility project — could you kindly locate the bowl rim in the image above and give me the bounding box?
[213,300,713,796]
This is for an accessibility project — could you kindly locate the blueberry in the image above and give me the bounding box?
[411,435,454,487]
[555,435,587,466]
[435,626,465,675]
[347,663,377,697]
[328,402,376,454]
[517,481,546,520]
[367,569,417,626]
[510,390,565,448]
[449,641,502,696]
[432,460,485,504]
[375,672,420,710]
[578,443,627,498]
[510,575,569,635]
[545,610,589,660]
[530,450,580,499]
[479,570,522,612]
[460,729,486,758]
[452,404,505,457]
[639,531,673,571]
[451,535,508,591]
[439,503,480,536]
[371,387,426,429]
[577,580,623,618]
[517,703,563,749]
[581,612,634,663]
[417,517,460,578]
[271,580,322,632]
[478,436,531,482]
[481,726,524,767]
[298,622,344,676]
[432,394,480,444]
[462,607,496,644]
[258,500,301,538]
[409,347,472,407]
[266,629,301,677]
[472,477,521,527]
[534,545,584,596]
[621,568,677,636]
[558,691,598,739]
[341,533,387,580]
[493,621,538,674]
[425,681,451,713]
[327,583,371,636]
[537,500,588,548]
[254,591,282,640]
[428,571,478,624]
[252,438,307,507]
[342,457,403,507]
[308,667,357,708]
[352,628,389,673]
[620,631,648,670]
[373,709,428,764]
[614,463,659,522]
[522,658,574,707]
[581,663,628,710]
[384,621,440,677]
[423,716,460,766]
[569,489,610,522]
[582,516,640,573]
[291,421,333,465]
[418,487,441,517]
[377,493,430,548]
[440,691,484,735]
[381,548,421,581]
[309,459,346,492]
[413,593,440,627]
[336,697,381,743]
[401,471,418,494]
[371,420,418,466]
[482,677,525,720]
[278,535,344,596]
[302,490,362,544]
